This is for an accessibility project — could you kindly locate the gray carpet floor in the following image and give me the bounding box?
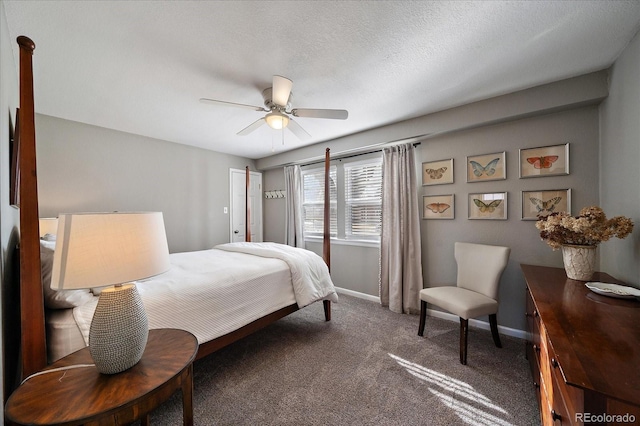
[145,294,540,425]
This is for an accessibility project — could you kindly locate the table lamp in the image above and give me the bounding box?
[50,212,170,374]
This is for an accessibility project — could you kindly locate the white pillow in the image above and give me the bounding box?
[40,240,95,309]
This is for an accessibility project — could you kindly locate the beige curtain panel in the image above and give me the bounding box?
[284,165,305,248]
[380,143,423,314]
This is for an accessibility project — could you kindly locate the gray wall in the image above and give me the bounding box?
[599,29,640,285]
[260,73,607,332]
[419,106,599,331]
[1,0,20,409]
[36,115,255,253]
[263,168,286,244]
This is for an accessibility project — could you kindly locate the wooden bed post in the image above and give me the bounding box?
[245,166,251,242]
[322,148,331,321]
[17,36,47,379]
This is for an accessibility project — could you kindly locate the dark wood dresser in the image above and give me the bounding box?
[521,264,640,425]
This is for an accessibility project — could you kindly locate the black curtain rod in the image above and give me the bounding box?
[301,142,421,168]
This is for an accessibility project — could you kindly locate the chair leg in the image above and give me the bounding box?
[489,314,502,348]
[418,300,427,336]
[459,318,468,365]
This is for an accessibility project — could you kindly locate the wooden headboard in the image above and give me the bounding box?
[13,34,332,386]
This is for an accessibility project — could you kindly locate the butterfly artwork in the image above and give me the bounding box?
[527,155,558,169]
[423,195,454,219]
[473,199,502,213]
[522,190,570,220]
[529,196,562,213]
[470,158,500,177]
[426,202,450,214]
[425,167,447,180]
[469,193,507,219]
[520,144,569,178]
[422,159,453,185]
[467,153,505,182]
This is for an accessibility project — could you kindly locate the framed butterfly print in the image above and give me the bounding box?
[423,194,454,219]
[519,143,569,178]
[521,189,571,220]
[422,159,453,186]
[468,192,507,220]
[466,151,506,182]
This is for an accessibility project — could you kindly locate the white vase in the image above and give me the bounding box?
[561,244,597,281]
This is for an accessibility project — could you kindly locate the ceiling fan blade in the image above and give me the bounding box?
[237,118,266,136]
[291,108,348,120]
[287,119,311,140]
[200,98,267,112]
[272,75,293,107]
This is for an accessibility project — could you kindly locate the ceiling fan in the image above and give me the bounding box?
[200,75,348,139]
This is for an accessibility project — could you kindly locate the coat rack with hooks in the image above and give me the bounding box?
[264,190,286,199]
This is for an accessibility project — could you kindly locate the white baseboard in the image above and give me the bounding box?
[334,287,526,340]
[427,308,527,340]
[334,286,381,303]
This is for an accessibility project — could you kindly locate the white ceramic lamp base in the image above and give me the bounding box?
[89,284,148,374]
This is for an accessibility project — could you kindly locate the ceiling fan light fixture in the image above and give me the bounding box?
[265,111,289,130]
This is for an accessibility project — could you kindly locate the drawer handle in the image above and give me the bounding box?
[551,409,562,422]
[551,358,559,368]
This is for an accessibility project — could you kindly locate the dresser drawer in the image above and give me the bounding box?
[525,289,540,346]
[550,358,583,424]
[539,326,572,425]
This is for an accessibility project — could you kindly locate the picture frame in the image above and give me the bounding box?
[10,108,20,208]
[468,192,507,220]
[521,189,571,220]
[423,194,454,219]
[466,151,506,182]
[422,158,453,186]
[519,143,569,178]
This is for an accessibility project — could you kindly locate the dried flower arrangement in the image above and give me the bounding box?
[535,206,634,250]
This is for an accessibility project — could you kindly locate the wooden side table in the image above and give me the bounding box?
[5,328,198,426]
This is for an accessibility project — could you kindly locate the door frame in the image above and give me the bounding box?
[229,168,263,242]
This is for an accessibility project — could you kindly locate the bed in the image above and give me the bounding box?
[12,35,336,385]
[42,240,338,363]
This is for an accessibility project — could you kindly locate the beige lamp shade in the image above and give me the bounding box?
[50,212,170,290]
[39,217,58,237]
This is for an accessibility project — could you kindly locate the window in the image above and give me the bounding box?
[345,159,382,240]
[302,166,337,237]
[302,156,382,244]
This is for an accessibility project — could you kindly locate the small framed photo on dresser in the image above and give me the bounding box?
[422,159,453,186]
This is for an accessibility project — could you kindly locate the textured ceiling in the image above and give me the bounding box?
[4,1,640,159]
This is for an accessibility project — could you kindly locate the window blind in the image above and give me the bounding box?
[345,160,382,240]
[302,166,337,237]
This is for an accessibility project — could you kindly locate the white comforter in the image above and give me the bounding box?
[74,242,337,346]
[215,242,339,307]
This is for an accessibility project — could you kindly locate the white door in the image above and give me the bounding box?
[230,168,263,242]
